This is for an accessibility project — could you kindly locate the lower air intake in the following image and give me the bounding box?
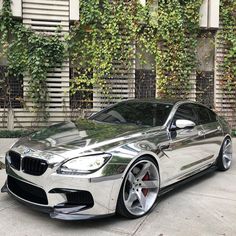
[7,175,48,205]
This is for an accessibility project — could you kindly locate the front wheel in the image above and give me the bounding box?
[217,138,233,171]
[116,156,160,219]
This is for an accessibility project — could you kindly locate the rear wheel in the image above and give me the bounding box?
[217,138,232,171]
[116,156,160,218]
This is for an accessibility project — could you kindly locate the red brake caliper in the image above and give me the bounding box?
[142,173,149,197]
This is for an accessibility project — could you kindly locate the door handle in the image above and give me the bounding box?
[198,130,205,136]
[159,143,170,150]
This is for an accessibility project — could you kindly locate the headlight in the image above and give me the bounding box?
[57,153,112,175]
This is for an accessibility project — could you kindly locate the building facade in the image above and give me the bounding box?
[0,0,235,129]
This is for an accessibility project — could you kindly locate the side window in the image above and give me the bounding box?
[193,105,215,125]
[208,109,217,122]
[172,104,197,125]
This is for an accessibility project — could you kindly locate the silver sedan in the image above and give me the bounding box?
[1,100,233,220]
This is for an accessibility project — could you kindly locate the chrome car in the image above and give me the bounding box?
[1,100,233,220]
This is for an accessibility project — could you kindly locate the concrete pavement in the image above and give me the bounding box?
[0,139,235,236]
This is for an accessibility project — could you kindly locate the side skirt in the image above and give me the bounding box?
[158,165,217,196]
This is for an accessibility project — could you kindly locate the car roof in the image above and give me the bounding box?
[120,98,182,106]
[120,99,212,109]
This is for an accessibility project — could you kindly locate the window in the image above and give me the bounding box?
[173,104,197,125]
[0,66,23,108]
[91,101,173,127]
[135,69,156,99]
[69,68,93,110]
[196,71,214,108]
[208,109,217,122]
[193,104,217,125]
[196,32,215,108]
[195,106,210,124]
[135,45,156,99]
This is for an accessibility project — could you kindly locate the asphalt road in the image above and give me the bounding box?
[0,139,235,236]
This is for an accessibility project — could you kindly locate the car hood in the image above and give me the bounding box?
[12,120,154,161]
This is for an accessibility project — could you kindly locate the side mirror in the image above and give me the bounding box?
[86,112,96,119]
[175,119,196,129]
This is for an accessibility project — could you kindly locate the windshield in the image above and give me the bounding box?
[91,101,173,127]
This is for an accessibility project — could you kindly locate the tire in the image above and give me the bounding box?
[116,156,160,219]
[217,137,233,171]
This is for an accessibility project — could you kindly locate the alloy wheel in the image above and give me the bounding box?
[222,138,233,169]
[122,159,159,216]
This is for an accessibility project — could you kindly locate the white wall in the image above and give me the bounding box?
[199,0,220,28]
[69,0,79,21]
[0,0,22,18]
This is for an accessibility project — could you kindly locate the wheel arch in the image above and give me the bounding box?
[224,134,232,140]
[219,134,232,153]
[216,134,233,171]
[120,152,162,181]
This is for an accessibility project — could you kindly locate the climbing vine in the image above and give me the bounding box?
[70,0,202,99]
[0,0,64,121]
[1,0,235,124]
[143,0,202,97]
[219,0,236,92]
[69,0,145,97]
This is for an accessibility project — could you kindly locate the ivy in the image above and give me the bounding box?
[1,0,235,124]
[69,0,144,96]
[70,0,202,99]
[0,0,209,118]
[219,0,236,92]
[140,0,202,97]
[0,0,64,121]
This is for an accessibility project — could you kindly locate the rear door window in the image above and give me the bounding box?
[193,104,216,125]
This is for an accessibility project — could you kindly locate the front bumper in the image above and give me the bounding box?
[2,158,123,220]
[1,181,114,220]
